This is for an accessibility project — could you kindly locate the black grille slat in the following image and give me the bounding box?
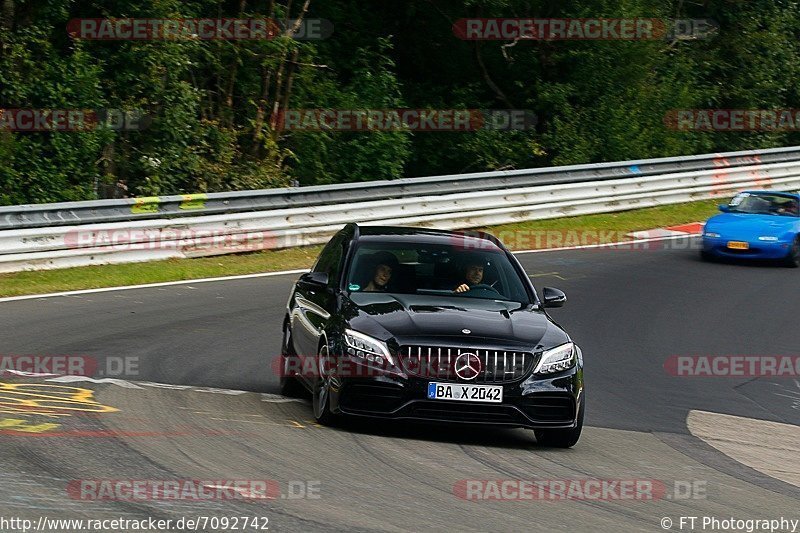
[399,345,534,383]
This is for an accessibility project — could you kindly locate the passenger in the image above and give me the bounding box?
[363,252,400,292]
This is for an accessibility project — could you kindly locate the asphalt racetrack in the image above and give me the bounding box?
[1,237,799,532]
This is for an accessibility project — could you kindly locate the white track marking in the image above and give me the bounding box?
[687,410,800,488]
[0,269,308,303]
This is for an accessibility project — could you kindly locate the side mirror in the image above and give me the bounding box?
[542,287,567,308]
[298,271,329,289]
[718,204,730,213]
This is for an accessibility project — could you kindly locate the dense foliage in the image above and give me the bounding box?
[1,0,800,204]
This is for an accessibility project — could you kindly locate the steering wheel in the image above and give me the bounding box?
[465,283,502,297]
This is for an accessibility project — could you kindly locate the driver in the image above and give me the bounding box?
[453,257,487,293]
[779,199,799,216]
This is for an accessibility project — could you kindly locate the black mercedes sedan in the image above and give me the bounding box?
[279,224,584,447]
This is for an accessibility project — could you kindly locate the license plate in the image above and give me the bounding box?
[727,241,749,250]
[427,382,503,403]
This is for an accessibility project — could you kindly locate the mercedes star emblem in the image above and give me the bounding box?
[454,352,481,381]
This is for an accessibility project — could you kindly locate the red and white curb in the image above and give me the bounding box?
[628,222,704,240]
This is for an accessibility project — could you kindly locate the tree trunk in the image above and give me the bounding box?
[251,67,273,155]
[269,0,311,139]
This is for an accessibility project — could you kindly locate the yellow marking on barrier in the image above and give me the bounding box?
[0,418,61,433]
[179,193,208,210]
[132,196,160,214]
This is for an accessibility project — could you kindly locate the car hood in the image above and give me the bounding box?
[706,213,798,238]
[343,292,565,350]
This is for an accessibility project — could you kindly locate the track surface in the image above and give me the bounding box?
[1,240,799,531]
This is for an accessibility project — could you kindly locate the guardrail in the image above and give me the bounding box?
[2,146,800,272]
[3,145,800,230]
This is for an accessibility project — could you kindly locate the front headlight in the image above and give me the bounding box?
[344,329,394,366]
[534,342,576,374]
[758,236,779,241]
[704,232,721,238]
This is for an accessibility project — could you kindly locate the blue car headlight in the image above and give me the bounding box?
[758,236,779,241]
[704,231,721,238]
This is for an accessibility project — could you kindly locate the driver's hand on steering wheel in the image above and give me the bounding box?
[453,283,470,293]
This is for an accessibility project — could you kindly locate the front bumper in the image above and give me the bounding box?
[330,357,583,430]
[702,236,791,260]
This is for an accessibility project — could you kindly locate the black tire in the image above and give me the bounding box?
[279,324,306,398]
[784,237,800,268]
[534,399,584,448]
[312,343,338,426]
[700,250,715,262]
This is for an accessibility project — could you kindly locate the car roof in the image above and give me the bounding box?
[352,224,505,250]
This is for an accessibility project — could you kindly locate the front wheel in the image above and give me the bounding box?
[279,325,305,398]
[312,343,338,426]
[784,237,800,268]
[534,399,584,448]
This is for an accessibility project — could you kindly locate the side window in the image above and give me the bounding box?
[313,236,344,285]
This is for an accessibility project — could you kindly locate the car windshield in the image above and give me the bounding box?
[345,241,531,303]
[727,192,800,217]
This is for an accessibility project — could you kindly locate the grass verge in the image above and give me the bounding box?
[0,199,719,298]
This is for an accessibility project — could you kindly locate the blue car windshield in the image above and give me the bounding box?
[728,193,799,217]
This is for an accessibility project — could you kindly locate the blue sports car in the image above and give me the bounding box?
[701,190,800,267]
